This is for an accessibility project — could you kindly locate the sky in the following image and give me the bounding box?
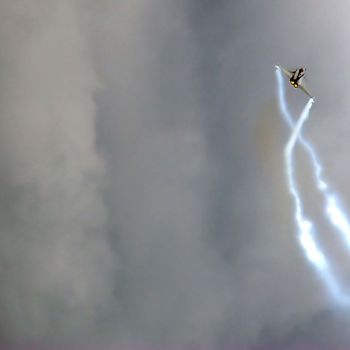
[2,0,350,348]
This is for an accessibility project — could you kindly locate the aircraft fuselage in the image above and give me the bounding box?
[289,68,305,88]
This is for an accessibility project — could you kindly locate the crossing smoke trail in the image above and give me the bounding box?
[285,99,347,303]
[276,68,350,304]
[275,67,350,252]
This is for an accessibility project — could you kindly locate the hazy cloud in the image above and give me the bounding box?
[2,0,350,348]
[0,0,116,343]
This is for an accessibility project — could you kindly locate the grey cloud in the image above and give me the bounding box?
[0,0,116,343]
[2,0,350,348]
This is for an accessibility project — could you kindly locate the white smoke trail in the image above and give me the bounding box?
[276,68,350,305]
[275,67,350,253]
[285,99,320,267]
[285,100,323,268]
[284,99,348,303]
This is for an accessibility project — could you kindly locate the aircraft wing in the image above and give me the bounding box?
[276,65,292,78]
[299,83,314,99]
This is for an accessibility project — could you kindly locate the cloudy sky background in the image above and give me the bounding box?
[2,0,350,348]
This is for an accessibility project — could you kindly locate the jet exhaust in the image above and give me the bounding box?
[276,66,350,252]
[276,67,350,305]
[276,67,350,253]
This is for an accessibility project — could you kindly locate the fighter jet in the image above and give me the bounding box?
[276,65,314,99]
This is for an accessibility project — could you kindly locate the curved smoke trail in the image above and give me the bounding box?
[277,68,350,304]
[285,99,321,268]
[275,67,350,256]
